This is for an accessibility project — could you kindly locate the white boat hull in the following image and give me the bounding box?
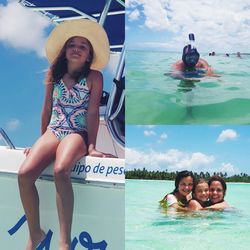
[0,147,124,250]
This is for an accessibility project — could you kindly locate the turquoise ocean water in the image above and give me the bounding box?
[126,51,250,124]
[126,180,250,250]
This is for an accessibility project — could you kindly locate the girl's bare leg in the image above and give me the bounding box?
[54,133,87,250]
[18,130,60,250]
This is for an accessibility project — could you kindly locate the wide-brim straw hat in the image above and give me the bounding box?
[45,19,110,70]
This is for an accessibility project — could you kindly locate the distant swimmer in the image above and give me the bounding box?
[209,51,215,56]
[236,52,242,58]
[171,34,218,80]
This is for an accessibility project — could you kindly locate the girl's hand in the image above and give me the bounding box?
[88,148,117,158]
[23,147,31,156]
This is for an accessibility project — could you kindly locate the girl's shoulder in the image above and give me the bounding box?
[188,199,203,210]
[159,193,175,208]
[165,193,178,206]
[86,70,103,89]
[188,199,200,205]
[88,70,103,81]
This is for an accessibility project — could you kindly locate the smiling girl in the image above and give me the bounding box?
[188,179,210,210]
[160,170,194,211]
[206,175,230,210]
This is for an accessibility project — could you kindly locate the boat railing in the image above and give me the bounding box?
[0,128,15,149]
[106,46,125,147]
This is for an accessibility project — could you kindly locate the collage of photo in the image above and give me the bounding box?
[0,0,250,249]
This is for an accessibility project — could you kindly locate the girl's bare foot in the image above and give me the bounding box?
[26,230,46,250]
[59,242,71,250]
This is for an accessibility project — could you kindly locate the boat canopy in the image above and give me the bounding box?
[19,0,125,52]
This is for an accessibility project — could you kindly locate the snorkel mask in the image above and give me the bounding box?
[182,44,200,69]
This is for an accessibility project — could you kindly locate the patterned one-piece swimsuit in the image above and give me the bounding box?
[48,77,90,140]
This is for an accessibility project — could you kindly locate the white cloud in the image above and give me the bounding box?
[160,133,168,140]
[0,1,51,57]
[144,130,156,136]
[137,125,155,129]
[219,162,240,176]
[6,118,21,131]
[216,129,238,143]
[128,9,140,21]
[127,0,250,52]
[126,147,215,172]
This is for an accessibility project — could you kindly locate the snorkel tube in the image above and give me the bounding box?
[182,33,200,69]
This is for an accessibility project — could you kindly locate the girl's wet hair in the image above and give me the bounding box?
[50,37,93,83]
[208,175,227,196]
[173,170,194,193]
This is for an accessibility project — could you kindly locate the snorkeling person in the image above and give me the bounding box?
[171,34,216,79]
[160,170,194,211]
[188,179,210,210]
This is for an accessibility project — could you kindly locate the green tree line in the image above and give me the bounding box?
[125,168,250,183]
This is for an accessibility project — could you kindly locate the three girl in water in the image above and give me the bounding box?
[160,170,229,211]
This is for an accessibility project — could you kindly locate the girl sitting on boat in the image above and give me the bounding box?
[18,19,110,250]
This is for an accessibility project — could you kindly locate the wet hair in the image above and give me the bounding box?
[192,178,208,198]
[182,45,200,68]
[208,175,227,197]
[50,37,93,83]
[172,170,194,194]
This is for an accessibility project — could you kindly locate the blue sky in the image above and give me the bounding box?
[126,0,250,53]
[0,0,117,147]
[126,125,250,176]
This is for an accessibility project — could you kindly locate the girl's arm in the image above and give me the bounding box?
[86,70,104,157]
[203,201,229,211]
[160,194,189,212]
[188,200,203,210]
[24,75,53,156]
[170,203,189,212]
[41,72,53,135]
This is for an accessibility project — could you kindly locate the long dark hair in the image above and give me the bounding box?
[50,37,93,83]
[172,170,195,194]
[208,175,227,197]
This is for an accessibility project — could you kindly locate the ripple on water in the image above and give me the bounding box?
[199,82,220,88]
[226,86,240,91]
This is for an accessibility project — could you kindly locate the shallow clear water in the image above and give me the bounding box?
[126,179,250,250]
[126,51,250,124]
